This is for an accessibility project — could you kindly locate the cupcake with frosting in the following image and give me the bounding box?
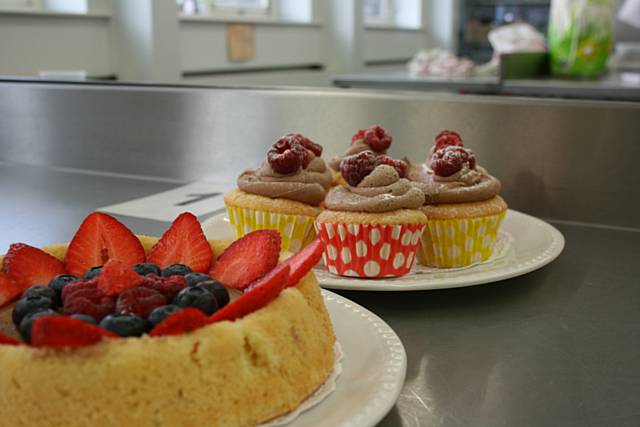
[316,151,427,278]
[408,130,507,268]
[225,133,333,252]
[329,125,393,185]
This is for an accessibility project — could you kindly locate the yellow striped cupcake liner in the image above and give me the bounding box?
[418,211,506,268]
[226,205,316,253]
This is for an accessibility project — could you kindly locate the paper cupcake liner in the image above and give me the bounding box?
[226,205,316,253]
[418,211,506,268]
[315,222,425,278]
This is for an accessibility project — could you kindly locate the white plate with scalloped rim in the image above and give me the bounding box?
[284,289,406,427]
[202,209,564,292]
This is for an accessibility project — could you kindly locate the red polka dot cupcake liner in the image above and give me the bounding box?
[314,222,425,278]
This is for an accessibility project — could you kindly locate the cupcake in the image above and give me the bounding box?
[407,130,507,268]
[225,133,333,252]
[316,151,427,278]
[329,125,393,185]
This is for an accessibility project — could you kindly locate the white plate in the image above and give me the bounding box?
[202,209,564,291]
[288,290,407,427]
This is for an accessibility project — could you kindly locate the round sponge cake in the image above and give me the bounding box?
[0,236,336,427]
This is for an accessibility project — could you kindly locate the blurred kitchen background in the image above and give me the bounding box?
[0,0,639,100]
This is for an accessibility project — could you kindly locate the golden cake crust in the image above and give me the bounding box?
[225,189,322,217]
[0,237,336,427]
[420,196,508,220]
[316,208,427,225]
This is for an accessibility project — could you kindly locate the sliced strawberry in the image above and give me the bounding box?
[0,273,23,308]
[209,230,281,290]
[281,238,324,287]
[97,259,144,296]
[147,212,212,273]
[2,243,66,289]
[64,212,145,277]
[209,265,289,323]
[31,316,117,348]
[0,333,21,346]
[149,308,208,337]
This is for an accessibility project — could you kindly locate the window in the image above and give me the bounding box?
[210,0,269,15]
[364,0,392,25]
[364,0,421,29]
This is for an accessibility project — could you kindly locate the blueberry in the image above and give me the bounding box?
[22,285,57,302]
[133,263,161,277]
[173,286,218,315]
[18,309,58,343]
[99,314,148,337]
[12,295,56,326]
[84,266,103,280]
[161,264,192,277]
[70,314,98,325]
[185,272,212,287]
[48,274,79,302]
[196,280,229,308]
[148,305,182,327]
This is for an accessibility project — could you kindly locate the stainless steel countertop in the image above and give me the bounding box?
[2,162,639,427]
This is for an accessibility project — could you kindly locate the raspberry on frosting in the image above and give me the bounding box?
[266,133,323,175]
[430,146,476,177]
[434,130,464,152]
[375,155,407,179]
[352,125,392,152]
[340,151,408,186]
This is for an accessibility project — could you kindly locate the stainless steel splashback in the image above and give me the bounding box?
[1,81,639,228]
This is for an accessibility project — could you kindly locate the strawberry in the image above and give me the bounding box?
[0,273,23,308]
[31,316,117,348]
[149,308,208,337]
[2,243,66,289]
[97,259,144,296]
[209,264,289,323]
[0,333,21,346]
[147,213,212,273]
[209,230,281,290]
[281,238,324,288]
[65,212,145,277]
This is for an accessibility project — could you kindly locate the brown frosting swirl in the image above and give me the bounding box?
[407,161,501,205]
[238,155,333,206]
[325,165,425,212]
[329,139,387,171]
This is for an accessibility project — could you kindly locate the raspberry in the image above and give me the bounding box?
[61,278,98,304]
[340,151,378,186]
[63,287,116,321]
[434,130,463,152]
[116,287,166,319]
[430,146,476,177]
[375,155,408,178]
[352,125,392,152]
[141,274,187,301]
[267,136,311,175]
[286,133,323,157]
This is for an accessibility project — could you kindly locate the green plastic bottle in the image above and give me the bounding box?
[548,0,614,78]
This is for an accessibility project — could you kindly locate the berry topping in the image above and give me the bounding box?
[31,316,116,348]
[61,278,97,303]
[430,146,476,177]
[209,265,289,323]
[116,287,166,319]
[434,130,463,152]
[2,243,66,289]
[287,133,323,156]
[140,274,187,301]
[70,313,98,325]
[173,286,218,316]
[0,333,21,346]
[0,273,23,309]
[184,272,212,287]
[48,274,79,301]
[267,135,311,175]
[97,259,144,297]
[22,285,59,306]
[148,304,183,327]
[12,295,56,326]
[147,212,213,274]
[352,125,392,152]
[281,238,324,288]
[64,212,145,277]
[19,309,58,343]
[340,150,378,186]
[375,155,408,178]
[161,264,192,277]
[133,263,161,277]
[84,266,103,279]
[196,280,229,308]
[210,230,281,290]
[149,307,208,337]
[63,284,116,322]
[99,314,148,337]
